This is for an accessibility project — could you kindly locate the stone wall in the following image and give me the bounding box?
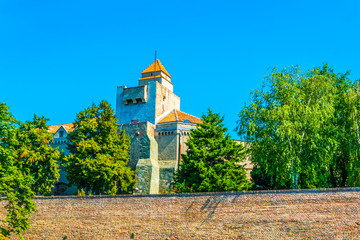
[154,123,196,192]
[120,121,156,170]
[122,85,148,103]
[2,188,359,239]
[158,160,177,193]
[155,82,180,119]
[120,121,159,194]
[134,158,159,194]
[156,132,178,161]
[155,131,178,193]
[116,83,157,124]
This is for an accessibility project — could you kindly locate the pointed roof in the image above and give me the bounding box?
[48,123,75,134]
[141,59,171,78]
[158,109,202,124]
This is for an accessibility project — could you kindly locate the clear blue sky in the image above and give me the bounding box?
[1,0,359,138]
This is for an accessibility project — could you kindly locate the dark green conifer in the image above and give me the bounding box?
[174,109,251,192]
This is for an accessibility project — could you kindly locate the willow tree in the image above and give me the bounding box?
[237,64,357,189]
[333,80,360,187]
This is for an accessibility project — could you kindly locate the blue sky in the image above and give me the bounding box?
[1,0,359,138]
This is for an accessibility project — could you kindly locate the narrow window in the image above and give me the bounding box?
[59,131,64,138]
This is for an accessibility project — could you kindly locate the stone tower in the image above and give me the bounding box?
[115,59,202,194]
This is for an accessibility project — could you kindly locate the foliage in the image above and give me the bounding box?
[10,115,60,195]
[0,103,36,239]
[172,182,195,193]
[333,79,360,187]
[250,165,274,190]
[237,64,360,189]
[174,109,251,192]
[160,189,170,194]
[77,189,86,196]
[64,100,135,195]
[108,184,118,195]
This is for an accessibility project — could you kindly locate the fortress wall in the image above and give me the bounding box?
[155,82,180,119]
[156,132,178,161]
[2,188,360,239]
[116,83,157,124]
[120,121,155,170]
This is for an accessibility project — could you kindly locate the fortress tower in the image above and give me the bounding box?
[116,59,201,194]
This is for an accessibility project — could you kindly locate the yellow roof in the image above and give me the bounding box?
[141,59,171,78]
[48,123,75,134]
[158,109,202,124]
[139,75,162,81]
[138,75,173,84]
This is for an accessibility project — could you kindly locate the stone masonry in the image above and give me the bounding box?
[2,188,360,239]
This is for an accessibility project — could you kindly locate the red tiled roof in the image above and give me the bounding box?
[141,59,171,78]
[158,109,202,124]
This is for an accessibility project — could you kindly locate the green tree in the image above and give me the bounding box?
[237,64,358,189]
[174,109,251,192]
[9,115,60,195]
[332,79,360,187]
[0,103,36,239]
[64,100,135,195]
[249,165,273,190]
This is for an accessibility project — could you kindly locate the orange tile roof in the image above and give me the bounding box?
[138,75,173,84]
[139,75,162,81]
[48,123,75,134]
[141,59,171,78]
[158,109,202,124]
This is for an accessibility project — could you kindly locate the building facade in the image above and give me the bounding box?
[48,123,77,195]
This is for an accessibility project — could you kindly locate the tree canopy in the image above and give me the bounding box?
[10,115,60,195]
[174,109,251,192]
[237,64,360,189]
[0,103,36,239]
[64,100,135,195]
